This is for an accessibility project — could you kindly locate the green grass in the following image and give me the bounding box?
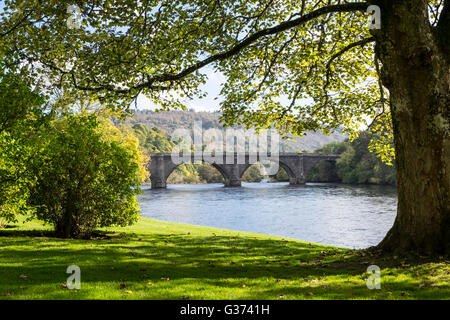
[0,217,448,300]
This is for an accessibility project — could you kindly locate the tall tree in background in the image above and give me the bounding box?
[1,0,448,254]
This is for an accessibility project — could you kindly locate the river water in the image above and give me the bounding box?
[138,182,397,249]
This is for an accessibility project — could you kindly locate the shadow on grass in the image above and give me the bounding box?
[0,228,120,240]
[0,227,449,299]
[0,228,54,237]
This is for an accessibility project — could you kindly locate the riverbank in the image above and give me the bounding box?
[0,217,448,299]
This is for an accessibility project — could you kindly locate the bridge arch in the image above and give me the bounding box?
[209,163,231,183]
[149,154,246,188]
[238,160,295,182]
[152,161,229,188]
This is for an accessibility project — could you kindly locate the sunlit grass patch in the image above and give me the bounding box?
[0,217,448,300]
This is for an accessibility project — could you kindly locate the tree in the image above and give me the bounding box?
[275,168,290,182]
[0,69,47,226]
[2,1,448,253]
[331,132,396,184]
[29,114,146,238]
[317,141,348,155]
[242,164,263,182]
[198,163,224,183]
[307,161,340,182]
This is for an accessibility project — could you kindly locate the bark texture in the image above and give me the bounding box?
[373,0,450,254]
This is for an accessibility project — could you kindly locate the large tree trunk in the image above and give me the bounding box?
[374,0,450,254]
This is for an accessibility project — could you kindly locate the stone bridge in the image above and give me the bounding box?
[149,153,340,189]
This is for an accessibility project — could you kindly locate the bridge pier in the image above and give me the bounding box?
[217,163,250,187]
[150,176,167,189]
[289,176,306,185]
[278,155,306,185]
[149,154,177,189]
[225,178,241,187]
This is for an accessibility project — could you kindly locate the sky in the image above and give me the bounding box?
[135,68,226,112]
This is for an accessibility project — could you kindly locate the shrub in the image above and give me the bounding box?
[29,114,146,238]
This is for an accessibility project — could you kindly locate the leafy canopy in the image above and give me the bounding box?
[3,1,443,159]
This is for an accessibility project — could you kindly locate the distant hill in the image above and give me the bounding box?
[123,110,346,152]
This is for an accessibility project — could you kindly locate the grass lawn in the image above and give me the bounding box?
[0,217,449,300]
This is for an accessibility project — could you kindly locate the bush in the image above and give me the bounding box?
[29,114,146,238]
[197,163,224,183]
[307,161,340,182]
[274,168,289,182]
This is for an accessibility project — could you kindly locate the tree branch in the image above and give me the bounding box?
[146,2,368,85]
[32,2,369,97]
[323,36,375,95]
[0,11,32,38]
[326,36,375,72]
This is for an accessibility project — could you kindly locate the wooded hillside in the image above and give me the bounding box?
[123,110,346,152]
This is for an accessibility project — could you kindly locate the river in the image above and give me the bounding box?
[138,182,397,249]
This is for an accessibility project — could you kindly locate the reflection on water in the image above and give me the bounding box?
[138,182,397,249]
